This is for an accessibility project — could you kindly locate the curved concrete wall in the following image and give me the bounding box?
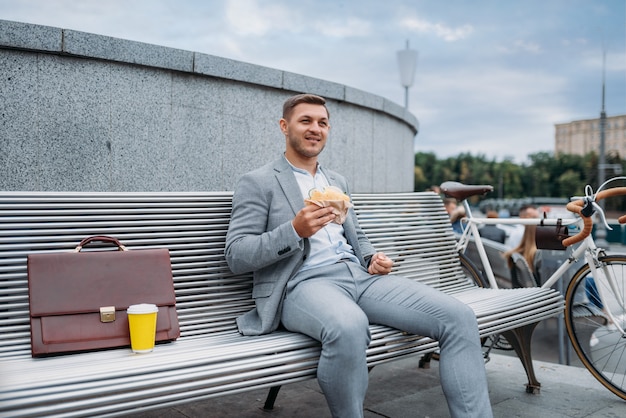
[0,19,418,193]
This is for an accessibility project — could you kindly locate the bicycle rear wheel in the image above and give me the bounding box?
[458,253,513,351]
[564,254,626,400]
[459,252,488,288]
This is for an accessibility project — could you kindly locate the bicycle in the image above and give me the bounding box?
[440,177,626,400]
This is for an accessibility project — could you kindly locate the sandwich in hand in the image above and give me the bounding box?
[304,186,353,225]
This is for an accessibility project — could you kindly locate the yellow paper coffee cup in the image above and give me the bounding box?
[127,303,158,353]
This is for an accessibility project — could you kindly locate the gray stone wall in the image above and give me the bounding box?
[0,19,418,193]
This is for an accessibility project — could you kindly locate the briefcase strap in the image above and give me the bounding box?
[74,236,127,252]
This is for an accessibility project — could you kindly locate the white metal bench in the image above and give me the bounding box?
[0,191,564,417]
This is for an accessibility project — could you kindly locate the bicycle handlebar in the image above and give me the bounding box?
[563,186,626,247]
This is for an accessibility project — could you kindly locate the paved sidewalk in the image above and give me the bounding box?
[128,350,624,418]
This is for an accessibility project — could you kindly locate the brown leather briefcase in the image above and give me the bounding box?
[27,236,180,357]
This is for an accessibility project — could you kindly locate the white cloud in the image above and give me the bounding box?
[222,0,371,45]
[497,39,543,54]
[418,65,567,109]
[561,37,589,48]
[579,49,626,73]
[225,0,291,36]
[314,17,372,38]
[400,17,473,41]
[514,40,542,53]
[411,65,572,163]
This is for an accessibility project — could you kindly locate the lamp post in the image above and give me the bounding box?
[397,40,418,109]
[596,44,609,248]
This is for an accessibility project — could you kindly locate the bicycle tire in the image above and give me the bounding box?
[459,252,489,288]
[564,254,626,400]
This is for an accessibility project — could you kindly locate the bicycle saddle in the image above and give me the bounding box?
[440,181,494,201]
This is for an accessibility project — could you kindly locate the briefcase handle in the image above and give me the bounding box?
[74,236,128,252]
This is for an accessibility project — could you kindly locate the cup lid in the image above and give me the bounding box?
[127,303,158,314]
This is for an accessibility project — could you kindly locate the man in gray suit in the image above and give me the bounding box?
[225,94,492,418]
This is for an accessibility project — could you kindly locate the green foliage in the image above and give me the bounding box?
[415,151,626,213]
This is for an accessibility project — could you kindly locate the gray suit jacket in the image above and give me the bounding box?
[225,156,375,335]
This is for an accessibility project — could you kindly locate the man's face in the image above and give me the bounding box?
[280,103,330,159]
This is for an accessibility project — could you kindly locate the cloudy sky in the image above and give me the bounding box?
[1,0,624,163]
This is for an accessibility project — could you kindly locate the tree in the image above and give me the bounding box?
[414,151,626,215]
[557,169,582,198]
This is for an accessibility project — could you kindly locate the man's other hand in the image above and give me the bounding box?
[368,252,393,275]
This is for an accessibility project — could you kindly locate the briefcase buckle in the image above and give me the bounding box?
[100,306,116,323]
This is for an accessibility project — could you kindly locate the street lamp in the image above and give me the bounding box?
[596,44,609,248]
[397,40,418,109]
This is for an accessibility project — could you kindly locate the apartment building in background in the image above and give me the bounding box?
[555,114,626,158]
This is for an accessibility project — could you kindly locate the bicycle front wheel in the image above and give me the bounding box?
[564,254,626,400]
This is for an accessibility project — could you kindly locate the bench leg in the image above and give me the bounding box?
[261,366,377,411]
[263,386,282,410]
[501,323,541,394]
[419,352,433,369]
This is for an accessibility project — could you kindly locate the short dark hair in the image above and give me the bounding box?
[486,210,499,218]
[282,94,329,121]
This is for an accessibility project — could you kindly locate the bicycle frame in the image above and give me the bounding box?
[456,200,578,289]
[457,200,626,337]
